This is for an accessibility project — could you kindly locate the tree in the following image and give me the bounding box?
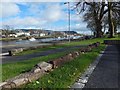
[107,1,120,37]
[2,25,11,37]
[74,0,120,38]
[74,1,108,37]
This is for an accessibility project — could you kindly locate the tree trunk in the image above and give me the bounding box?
[96,27,102,38]
[96,20,103,38]
[108,2,114,38]
[93,8,103,38]
[113,20,117,34]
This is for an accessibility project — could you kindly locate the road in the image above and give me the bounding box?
[1,45,83,64]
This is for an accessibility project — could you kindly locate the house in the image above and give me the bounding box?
[40,33,46,37]
[30,30,47,37]
[15,30,30,37]
[9,34,18,37]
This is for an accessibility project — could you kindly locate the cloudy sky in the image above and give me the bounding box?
[0,1,92,34]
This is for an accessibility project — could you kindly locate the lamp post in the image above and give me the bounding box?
[64,2,71,42]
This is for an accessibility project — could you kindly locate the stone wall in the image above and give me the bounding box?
[1,62,52,89]
[1,42,100,89]
[49,42,100,68]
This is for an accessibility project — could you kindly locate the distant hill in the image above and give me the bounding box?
[62,31,77,34]
[4,29,78,35]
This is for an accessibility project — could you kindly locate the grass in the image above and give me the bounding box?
[15,38,104,56]
[108,37,120,40]
[24,45,105,88]
[0,37,17,41]
[2,37,119,87]
[15,45,66,56]
[63,38,104,46]
[15,37,120,56]
[2,37,116,80]
[2,47,80,81]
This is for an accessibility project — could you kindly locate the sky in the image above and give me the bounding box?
[0,1,92,34]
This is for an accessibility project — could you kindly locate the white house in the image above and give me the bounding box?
[9,34,18,37]
[40,33,46,37]
[32,33,46,37]
[16,32,24,36]
[24,32,30,36]
[16,32,30,36]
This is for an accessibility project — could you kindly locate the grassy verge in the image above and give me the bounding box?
[63,38,105,46]
[15,38,104,56]
[0,38,17,41]
[2,47,80,81]
[24,44,105,88]
[15,37,120,56]
[15,45,67,56]
[63,37,120,46]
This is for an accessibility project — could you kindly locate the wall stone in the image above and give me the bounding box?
[8,48,24,56]
[36,62,53,72]
[1,62,51,89]
[27,70,45,82]
[49,58,63,68]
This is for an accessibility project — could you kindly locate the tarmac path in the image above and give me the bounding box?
[84,45,120,88]
[1,45,84,64]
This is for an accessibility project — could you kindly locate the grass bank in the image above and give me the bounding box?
[63,37,120,46]
[24,45,105,88]
[2,47,80,81]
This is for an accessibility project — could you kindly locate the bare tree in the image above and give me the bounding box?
[74,1,107,37]
[107,1,120,37]
[2,25,11,37]
[74,0,120,38]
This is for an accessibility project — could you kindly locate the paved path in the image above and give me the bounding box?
[1,45,84,64]
[84,45,120,88]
